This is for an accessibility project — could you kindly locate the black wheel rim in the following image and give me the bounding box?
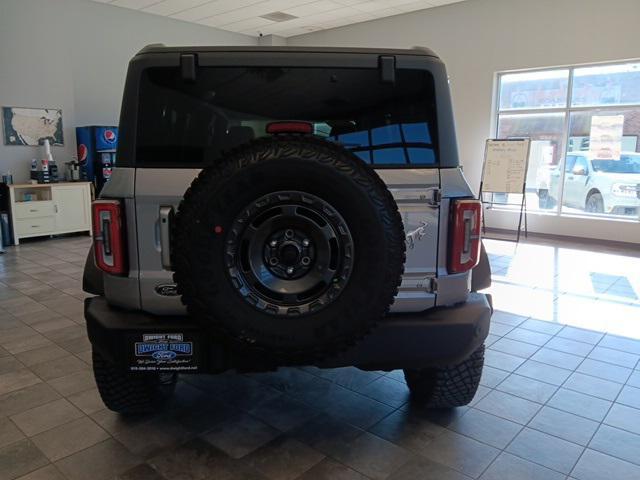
[225,191,354,316]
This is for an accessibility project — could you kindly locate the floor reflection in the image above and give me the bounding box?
[484,237,640,338]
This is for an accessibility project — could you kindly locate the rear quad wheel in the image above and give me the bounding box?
[403,344,485,408]
[172,136,405,361]
[92,349,177,414]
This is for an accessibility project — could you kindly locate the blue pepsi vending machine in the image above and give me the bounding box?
[75,126,118,193]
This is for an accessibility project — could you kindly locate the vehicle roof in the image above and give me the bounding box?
[136,44,439,59]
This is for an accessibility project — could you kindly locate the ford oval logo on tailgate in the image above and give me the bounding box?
[152,350,177,361]
[155,283,179,296]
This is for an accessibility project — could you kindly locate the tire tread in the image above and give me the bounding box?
[92,350,176,414]
[404,345,485,408]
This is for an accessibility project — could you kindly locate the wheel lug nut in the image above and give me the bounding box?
[301,257,310,266]
[269,257,278,266]
[270,240,277,247]
[286,267,294,275]
[285,229,294,239]
[302,239,310,247]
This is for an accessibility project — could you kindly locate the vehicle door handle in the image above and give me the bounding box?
[387,187,440,207]
[159,206,174,270]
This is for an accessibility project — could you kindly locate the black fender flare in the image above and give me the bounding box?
[83,245,104,295]
[471,243,491,292]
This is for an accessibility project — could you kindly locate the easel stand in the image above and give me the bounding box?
[479,138,531,244]
[479,183,528,243]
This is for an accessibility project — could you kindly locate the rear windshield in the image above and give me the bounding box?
[136,66,438,168]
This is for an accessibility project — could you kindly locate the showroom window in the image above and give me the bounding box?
[493,61,640,221]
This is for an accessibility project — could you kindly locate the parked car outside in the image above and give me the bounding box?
[547,151,640,216]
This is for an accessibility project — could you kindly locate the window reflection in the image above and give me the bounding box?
[499,70,569,110]
[572,63,640,107]
[331,122,436,166]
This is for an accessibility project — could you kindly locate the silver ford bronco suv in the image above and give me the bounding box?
[83,45,492,414]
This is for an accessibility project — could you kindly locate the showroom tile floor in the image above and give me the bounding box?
[1,234,640,480]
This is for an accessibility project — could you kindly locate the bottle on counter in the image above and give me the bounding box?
[45,140,59,182]
[39,140,52,183]
[30,158,38,184]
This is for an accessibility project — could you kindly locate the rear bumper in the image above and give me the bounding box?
[85,293,492,373]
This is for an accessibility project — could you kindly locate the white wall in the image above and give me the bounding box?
[0,0,255,183]
[289,0,640,243]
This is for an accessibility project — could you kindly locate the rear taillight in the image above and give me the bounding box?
[448,199,482,274]
[92,200,127,275]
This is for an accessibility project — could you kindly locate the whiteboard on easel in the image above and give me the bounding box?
[481,139,531,194]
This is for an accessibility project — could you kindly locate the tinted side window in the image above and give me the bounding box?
[135,66,438,168]
[573,156,589,173]
[564,155,577,172]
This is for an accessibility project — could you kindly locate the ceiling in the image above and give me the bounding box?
[90,0,466,38]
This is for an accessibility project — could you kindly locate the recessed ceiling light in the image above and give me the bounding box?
[259,11,298,22]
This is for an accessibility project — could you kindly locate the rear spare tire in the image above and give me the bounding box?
[172,136,405,360]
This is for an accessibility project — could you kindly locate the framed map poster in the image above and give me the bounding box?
[2,107,64,146]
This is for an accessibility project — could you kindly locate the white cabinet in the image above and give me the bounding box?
[8,182,92,244]
[52,185,91,233]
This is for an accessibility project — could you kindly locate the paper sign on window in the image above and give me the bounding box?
[589,115,624,160]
